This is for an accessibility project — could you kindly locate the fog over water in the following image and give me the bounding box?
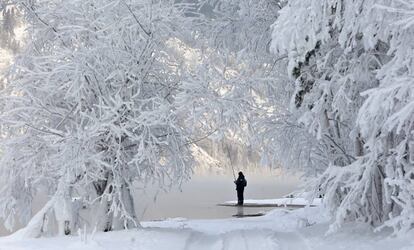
[136,170,300,220]
[0,170,299,236]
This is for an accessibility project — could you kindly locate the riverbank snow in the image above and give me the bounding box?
[0,207,413,250]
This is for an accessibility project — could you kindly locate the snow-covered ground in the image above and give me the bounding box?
[220,197,322,207]
[1,207,413,250]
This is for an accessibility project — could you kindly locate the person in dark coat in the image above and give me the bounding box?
[234,171,247,205]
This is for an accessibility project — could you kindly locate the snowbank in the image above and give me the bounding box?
[1,207,413,250]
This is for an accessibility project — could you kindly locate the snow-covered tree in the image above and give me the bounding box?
[0,0,196,237]
[270,0,414,234]
[174,0,292,170]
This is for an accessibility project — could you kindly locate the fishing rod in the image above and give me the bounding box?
[226,146,236,181]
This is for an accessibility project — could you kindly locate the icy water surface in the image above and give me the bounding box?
[135,171,299,221]
[0,171,299,236]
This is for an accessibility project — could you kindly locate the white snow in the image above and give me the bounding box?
[221,198,322,207]
[1,207,413,250]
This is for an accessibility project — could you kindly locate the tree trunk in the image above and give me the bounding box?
[95,172,114,232]
[120,180,140,229]
[53,185,74,236]
[354,133,364,157]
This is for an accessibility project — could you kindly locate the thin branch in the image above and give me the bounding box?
[21,3,69,48]
[184,129,218,146]
[55,103,78,130]
[269,54,288,73]
[323,134,356,164]
[25,123,64,138]
[122,0,151,37]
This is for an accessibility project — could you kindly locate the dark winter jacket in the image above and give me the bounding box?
[234,174,247,191]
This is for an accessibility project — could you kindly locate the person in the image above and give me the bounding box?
[234,171,247,205]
